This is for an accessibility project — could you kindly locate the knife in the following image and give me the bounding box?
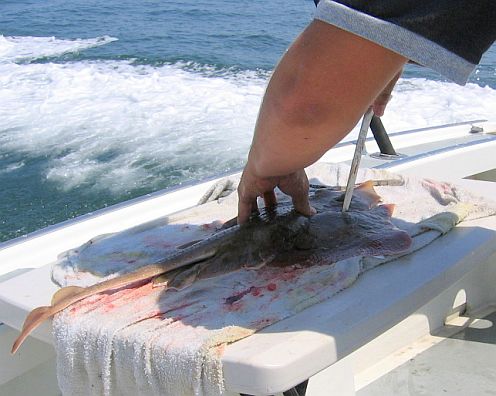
[342,108,374,212]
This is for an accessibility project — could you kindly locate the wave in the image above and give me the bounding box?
[379,78,496,132]
[0,35,118,63]
[0,59,494,193]
[0,60,265,192]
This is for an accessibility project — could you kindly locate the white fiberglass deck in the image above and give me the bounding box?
[1,120,496,395]
[358,307,496,396]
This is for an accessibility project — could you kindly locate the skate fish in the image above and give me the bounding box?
[11,181,411,353]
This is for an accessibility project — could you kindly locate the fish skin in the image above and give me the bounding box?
[11,181,411,354]
[11,225,234,354]
[157,202,409,290]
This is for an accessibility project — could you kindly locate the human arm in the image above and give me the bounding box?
[237,20,407,224]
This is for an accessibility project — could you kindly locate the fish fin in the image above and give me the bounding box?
[152,266,190,287]
[221,216,238,229]
[355,180,382,208]
[366,230,412,256]
[11,306,52,354]
[357,180,375,190]
[152,273,170,287]
[380,203,396,217]
[51,285,85,306]
[162,265,201,290]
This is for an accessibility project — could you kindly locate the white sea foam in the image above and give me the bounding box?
[381,78,496,132]
[0,60,265,191]
[0,35,117,63]
[0,161,25,174]
[0,57,495,193]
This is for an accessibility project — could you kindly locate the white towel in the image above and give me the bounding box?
[52,164,496,396]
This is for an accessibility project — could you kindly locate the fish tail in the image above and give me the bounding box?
[11,306,53,354]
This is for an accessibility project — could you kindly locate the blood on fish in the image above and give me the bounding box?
[225,287,255,305]
[213,344,225,357]
[69,294,106,315]
[267,283,277,291]
[278,267,302,282]
[70,282,155,315]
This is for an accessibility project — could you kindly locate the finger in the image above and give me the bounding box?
[237,198,258,225]
[372,93,391,117]
[262,190,277,209]
[372,104,386,117]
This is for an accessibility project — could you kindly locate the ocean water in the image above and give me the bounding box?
[0,0,495,242]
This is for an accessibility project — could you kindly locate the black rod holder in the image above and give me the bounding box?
[370,115,397,156]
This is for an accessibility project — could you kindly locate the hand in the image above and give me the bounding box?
[371,92,392,117]
[371,69,402,117]
[237,165,315,224]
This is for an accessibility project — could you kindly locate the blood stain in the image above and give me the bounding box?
[225,287,255,304]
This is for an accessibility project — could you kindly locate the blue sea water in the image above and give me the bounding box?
[0,0,495,242]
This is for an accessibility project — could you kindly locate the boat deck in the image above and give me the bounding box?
[358,308,496,396]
